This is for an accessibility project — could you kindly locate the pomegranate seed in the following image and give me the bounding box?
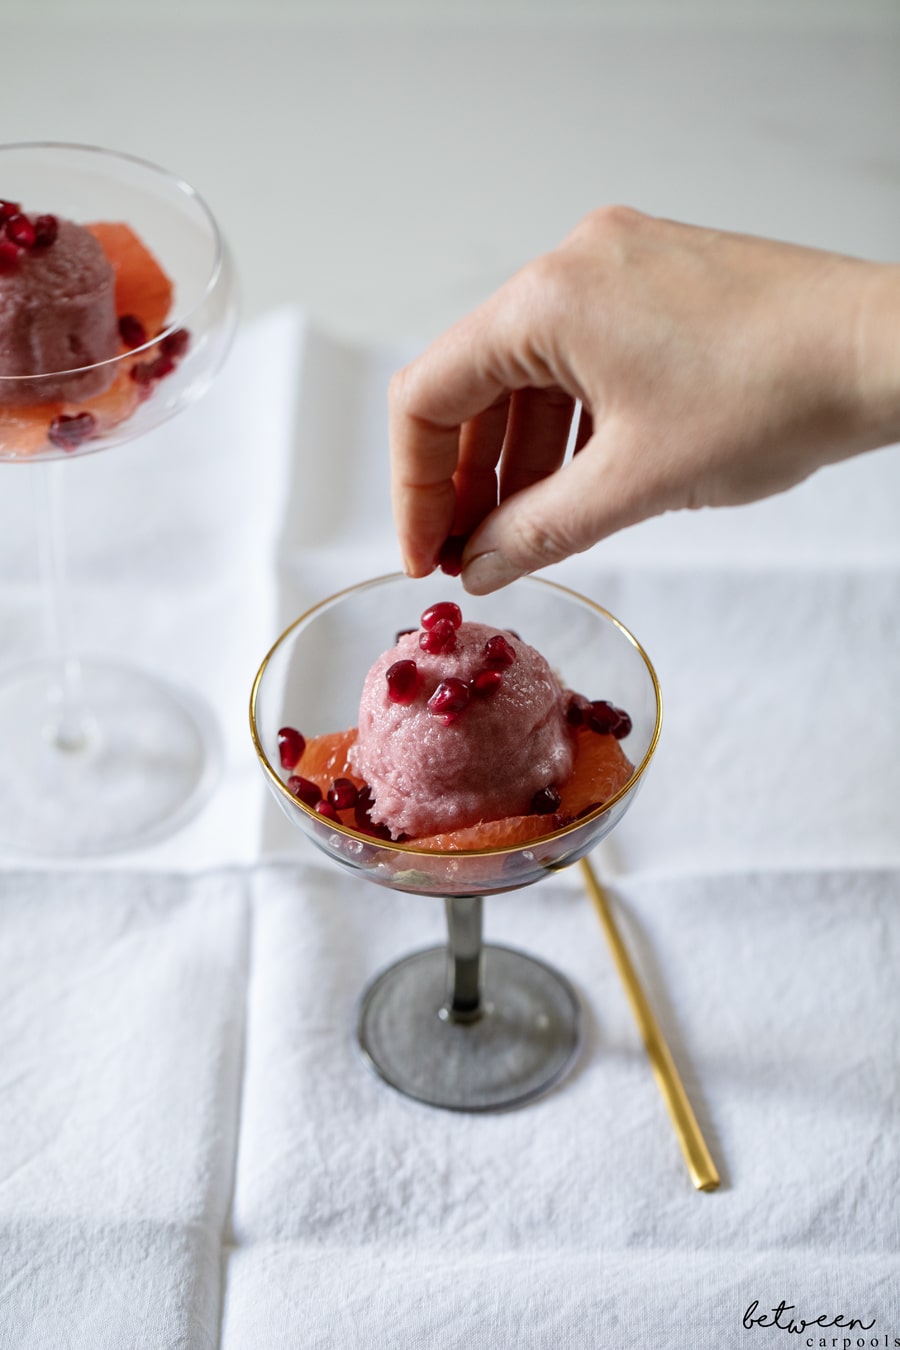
[354,787,393,840]
[419,619,457,655]
[32,214,58,248]
[0,239,23,271]
[119,314,147,348]
[130,352,176,385]
[0,200,20,221]
[160,327,190,359]
[437,534,466,576]
[277,725,306,769]
[287,775,322,807]
[565,693,591,727]
[427,678,470,718]
[588,700,632,738]
[482,634,516,669]
[5,214,35,248]
[47,412,97,451]
[315,800,342,823]
[471,669,502,698]
[386,659,421,704]
[612,712,632,739]
[328,778,359,811]
[531,785,561,815]
[420,601,462,631]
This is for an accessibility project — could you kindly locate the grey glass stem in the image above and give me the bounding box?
[34,461,90,752]
[443,895,484,1022]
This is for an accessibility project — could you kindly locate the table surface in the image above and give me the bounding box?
[1,4,898,1348]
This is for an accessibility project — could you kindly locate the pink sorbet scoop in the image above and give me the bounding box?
[350,604,575,839]
[0,217,119,404]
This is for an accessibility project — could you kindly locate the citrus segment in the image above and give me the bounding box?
[288,722,633,849]
[557,726,633,818]
[86,221,174,334]
[294,728,365,793]
[0,401,64,456]
[413,813,563,853]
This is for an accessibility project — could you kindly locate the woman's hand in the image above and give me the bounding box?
[389,206,900,592]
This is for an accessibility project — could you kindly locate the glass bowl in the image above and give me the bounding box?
[250,572,662,1110]
[0,140,236,462]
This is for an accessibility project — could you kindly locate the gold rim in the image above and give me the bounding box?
[249,572,663,859]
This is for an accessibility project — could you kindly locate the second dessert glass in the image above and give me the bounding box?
[250,572,662,1112]
[0,143,237,855]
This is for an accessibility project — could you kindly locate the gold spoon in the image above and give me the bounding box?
[580,857,720,1192]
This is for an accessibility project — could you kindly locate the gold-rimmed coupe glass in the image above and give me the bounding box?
[0,143,237,855]
[250,572,661,1111]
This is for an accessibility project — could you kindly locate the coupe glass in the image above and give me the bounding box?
[0,143,237,855]
[250,572,662,1112]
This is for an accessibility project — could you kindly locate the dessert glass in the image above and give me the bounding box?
[0,143,237,855]
[250,572,662,1112]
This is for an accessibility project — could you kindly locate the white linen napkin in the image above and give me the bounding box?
[222,859,900,1349]
[0,867,249,1349]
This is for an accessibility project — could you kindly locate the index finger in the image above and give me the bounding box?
[389,310,513,577]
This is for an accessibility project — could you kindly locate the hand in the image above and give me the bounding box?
[389,206,900,593]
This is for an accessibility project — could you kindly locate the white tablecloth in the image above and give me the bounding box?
[1,303,898,1350]
[2,8,900,1346]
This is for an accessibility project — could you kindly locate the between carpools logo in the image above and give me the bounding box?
[742,1300,898,1346]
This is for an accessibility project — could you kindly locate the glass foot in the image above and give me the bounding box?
[357,944,581,1112]
[0,657,221,857]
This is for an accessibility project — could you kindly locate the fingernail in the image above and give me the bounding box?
[462,549,522,595]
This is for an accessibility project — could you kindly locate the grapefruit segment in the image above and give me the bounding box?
[86,222,174,334]
[287,722,633,849]
[413,813,563,853]
[557,726,634,818]
[293,728,365,793]
[0,401,64,456]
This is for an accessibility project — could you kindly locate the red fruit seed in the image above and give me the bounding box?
[32,214,58,248]
[420,601,462,631]
[386,659,421,704]
[277,725,306,769]
[119,314,148,348]
[287,775,322,807]
[315,800,342,823]
[5,214,35,248]
[482,634,516,669]
[437,534,466,576]
[0,238,23,271]
[588,700,632,739]
[427,678,470,718]
[565,693,591,727]
[328,778,359,811]
[160,327,190,359]
[47,412,97,451]
[419,619,457,655]
[0,200,20,221]
[531,785,561,815]
[471,669,502,698]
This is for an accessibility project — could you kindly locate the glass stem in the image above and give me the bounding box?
[34,461,90,752]
[443,895,484,1022]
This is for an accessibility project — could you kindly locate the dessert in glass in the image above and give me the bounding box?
[0,142,237,856]
[250,572,662,1112]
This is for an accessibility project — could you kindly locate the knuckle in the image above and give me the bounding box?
[576,203,646,244]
